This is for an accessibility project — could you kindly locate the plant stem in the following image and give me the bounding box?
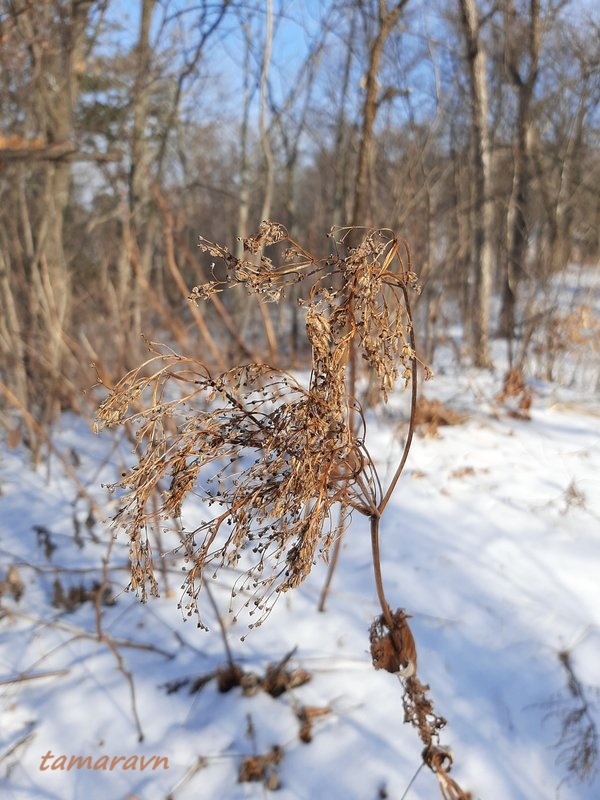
[317,503,346,612]
[378,287,418,515]
[370,513,395,633]
[204,577,236,670]
[372,286,419,653]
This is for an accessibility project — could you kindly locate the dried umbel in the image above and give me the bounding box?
[95,221,469,798]
[94,222,421,626]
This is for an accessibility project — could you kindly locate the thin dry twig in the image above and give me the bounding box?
[5,608,175,660]
[0,730,36,767]
[0,669,70,686]
[93,533,145,742]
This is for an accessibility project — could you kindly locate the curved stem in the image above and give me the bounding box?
[378,286,418,515]
[371,283,419,654]
[370,514,395,632]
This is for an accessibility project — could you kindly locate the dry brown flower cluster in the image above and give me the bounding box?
[94,221,470,798]
[94,222,421,627]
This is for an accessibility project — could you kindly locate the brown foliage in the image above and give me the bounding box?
[0,565,25,602]
[496,367,533,420]
[370,608,417,676]
[167,651,312,700]
[414,397,468,436]
[296,705,331,743]
[52,578,116,613]
[238,746,283,790]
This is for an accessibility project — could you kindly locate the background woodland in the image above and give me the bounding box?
[0,0,598,448]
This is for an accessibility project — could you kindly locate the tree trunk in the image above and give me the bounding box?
[259,0,274,224]
[8,0,93,418]
[236,18,252,259]
[128,0,157,342]
[458,0,494,368]
[351,1,409,231]
[332,9,357,228]
[499,0,540,340]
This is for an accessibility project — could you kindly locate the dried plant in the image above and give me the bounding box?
[239,713,283,790]
[534,302,600,390]
[414,397,468,437]
[296,705,331,744]
[496,367,533,420]
[0,565,25,603]
[94,221,468,798]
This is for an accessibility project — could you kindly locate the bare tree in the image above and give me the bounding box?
[351,0,410,230]
[499,0,541,342]
[0,0,102,431]
[332,5,358,229]
[533,17,600,277]
[236,12,254,258]
[2,0,600,441]
[458,0,494,367]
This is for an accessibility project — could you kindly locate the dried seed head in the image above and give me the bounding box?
[95,223,425,626]
[370,609,417,677]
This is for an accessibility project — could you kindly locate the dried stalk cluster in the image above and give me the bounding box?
[95,222,419,625]
[95,221,469,798]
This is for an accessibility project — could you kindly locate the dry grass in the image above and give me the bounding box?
[414,396,468,436]
[496,367,533,420]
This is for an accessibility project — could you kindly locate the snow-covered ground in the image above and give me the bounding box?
[1,344,599,800]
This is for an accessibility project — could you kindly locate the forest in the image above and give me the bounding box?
[0,0,598,437]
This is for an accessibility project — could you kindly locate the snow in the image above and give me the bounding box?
[1,353,600,800]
